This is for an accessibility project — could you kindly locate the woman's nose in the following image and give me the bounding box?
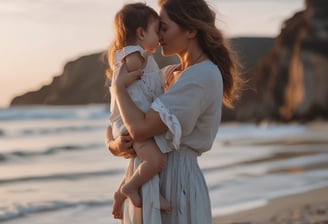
[158,33,163,42]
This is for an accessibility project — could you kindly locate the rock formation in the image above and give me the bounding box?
[224,0,328,122]
[10,53,109,105]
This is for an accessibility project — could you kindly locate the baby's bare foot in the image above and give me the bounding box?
[121,184,142,208]
[160,195,172,211]
[112,191,126,219]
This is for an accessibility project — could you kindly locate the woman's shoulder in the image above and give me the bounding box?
[191,60,218,72]
[184,60,221,82]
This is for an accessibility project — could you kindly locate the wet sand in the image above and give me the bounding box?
[214,121,328,224]
[213,182,328,224]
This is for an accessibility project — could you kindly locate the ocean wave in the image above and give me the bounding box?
[0,143,104,163]
[0,105,109,121]
[0,169,123,185]
[0,198,113,222]
[0,125,105,138]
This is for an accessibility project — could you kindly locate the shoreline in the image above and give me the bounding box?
[213,186,328,224]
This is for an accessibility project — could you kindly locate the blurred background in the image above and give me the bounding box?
[1,0,328,223]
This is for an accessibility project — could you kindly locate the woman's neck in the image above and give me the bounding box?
[178,47,207,71]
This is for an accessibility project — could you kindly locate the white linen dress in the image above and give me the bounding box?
[109,45,164,138]
[150,60,223,224]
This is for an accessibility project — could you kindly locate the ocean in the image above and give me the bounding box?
[1,105,327,223]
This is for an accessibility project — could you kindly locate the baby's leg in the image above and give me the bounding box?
[121,139,167,208]
[112,177,127,219]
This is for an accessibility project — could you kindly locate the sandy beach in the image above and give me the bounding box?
[2,108,328,224]
[214,181,328,224]
[213,121,328,224]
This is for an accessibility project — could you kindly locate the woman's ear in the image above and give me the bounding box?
[187,29,197,39]
[136,27,145,40]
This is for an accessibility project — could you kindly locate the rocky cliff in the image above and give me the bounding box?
[226,0,328,122]
[11,53,109,106]
[10,0,328,122]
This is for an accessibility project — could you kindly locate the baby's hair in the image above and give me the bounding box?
[106,3,158,78]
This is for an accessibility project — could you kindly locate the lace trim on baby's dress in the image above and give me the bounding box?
[151,98,181,151]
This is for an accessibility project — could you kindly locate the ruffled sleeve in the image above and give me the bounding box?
[114,45,145,66]
[151,99,182,152]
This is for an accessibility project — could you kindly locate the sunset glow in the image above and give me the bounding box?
[0,0,304,107]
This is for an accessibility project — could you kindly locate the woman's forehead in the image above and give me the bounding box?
[159,8,169,23]
[159,8,167,18]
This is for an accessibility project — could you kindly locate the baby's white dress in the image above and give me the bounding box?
[109,45,165,224]
[109,45,164,139]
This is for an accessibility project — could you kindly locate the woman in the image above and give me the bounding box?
[106,0,242,223]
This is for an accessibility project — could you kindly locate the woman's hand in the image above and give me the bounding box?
[105,126,136,159]
[111,62,143,90]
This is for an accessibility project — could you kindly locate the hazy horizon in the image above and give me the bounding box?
[0,0,304,107]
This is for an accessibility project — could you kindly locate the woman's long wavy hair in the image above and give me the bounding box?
[158,0,243,108]
[106,3,158,79]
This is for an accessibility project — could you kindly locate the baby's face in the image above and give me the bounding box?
[142,18,160,53]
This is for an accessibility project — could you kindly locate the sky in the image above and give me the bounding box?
[0,0,305,107]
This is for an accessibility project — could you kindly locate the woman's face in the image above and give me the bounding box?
[159,8,189,56]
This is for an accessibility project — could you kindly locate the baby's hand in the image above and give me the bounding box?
[112,62,144,89]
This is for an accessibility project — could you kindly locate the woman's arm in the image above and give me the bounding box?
[105,125,136,158]
[111,63,168,141]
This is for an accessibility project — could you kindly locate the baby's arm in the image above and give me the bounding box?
[124,52,145,72]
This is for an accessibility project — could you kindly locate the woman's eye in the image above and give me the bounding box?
[160,27,167,32]
[159,23,167,32]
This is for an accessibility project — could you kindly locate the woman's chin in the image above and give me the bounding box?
[160,48,173,57]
